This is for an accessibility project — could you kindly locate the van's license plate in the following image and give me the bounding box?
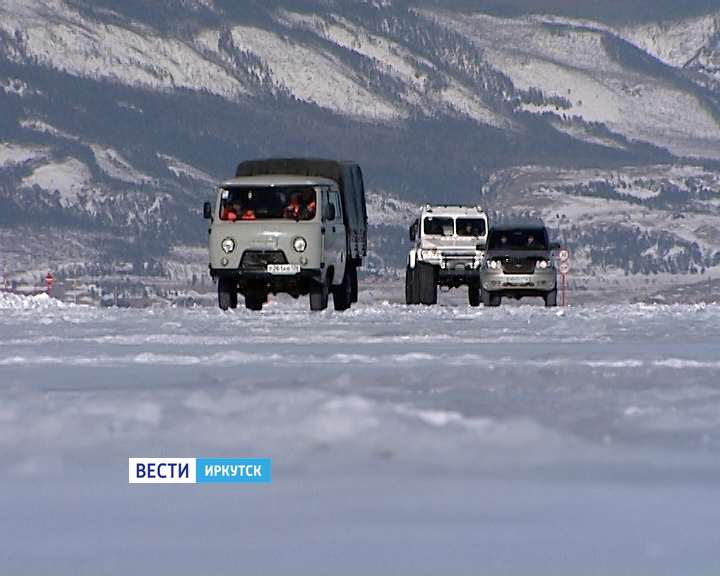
[267,264,300,274]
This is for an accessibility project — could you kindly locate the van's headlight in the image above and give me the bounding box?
[293,236,307,253]
[221,237,235,253]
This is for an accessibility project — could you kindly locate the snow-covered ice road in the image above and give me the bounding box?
[1,293,720,575]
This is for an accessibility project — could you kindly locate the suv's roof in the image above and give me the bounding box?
[220,175,338,187]
[421,205,486,217]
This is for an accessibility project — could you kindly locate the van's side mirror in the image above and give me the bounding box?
[203,201,213,220]
[409,219,417,241]
[476,241,486,250]
[550,242,561,250]
[324,203,336,221]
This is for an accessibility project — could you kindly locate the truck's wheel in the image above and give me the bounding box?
[218,277,233,310]
[544,289,558,307]
[468,279,480,307]
[349,262,359,303]
[332,270,352,311]
[405,265,418,305]
[310,278,329,311]
[417,262,437,305]
[230,288,238,309]
[245,292,264,311]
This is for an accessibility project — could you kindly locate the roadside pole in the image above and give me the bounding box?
[557,248,571,307]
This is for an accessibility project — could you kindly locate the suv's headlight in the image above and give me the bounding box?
[535,259,550,269]
[293,236,307,253]
[485,259,501,270]
[221,237,235,253]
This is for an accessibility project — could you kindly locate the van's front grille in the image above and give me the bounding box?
[240,250,288,270]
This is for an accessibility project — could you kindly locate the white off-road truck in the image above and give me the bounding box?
[405,205,488,306]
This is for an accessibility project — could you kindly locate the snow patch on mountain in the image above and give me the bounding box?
[159,154,216,184]
[0,144,49,169]
[229,24,401,121]
[20,119,79,142]
[547,119,627,150]
[1,77,41,98]
[19,158,92,206]
[91,145,154,185]
[618,15,719,68]
[366,190,419,227]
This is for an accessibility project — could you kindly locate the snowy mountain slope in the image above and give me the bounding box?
[617,12,720,95]
[1,0,720,290]
[0,0,248,100]
[4,0,717,148]
[424,10,720,159]
[275,10,511,128]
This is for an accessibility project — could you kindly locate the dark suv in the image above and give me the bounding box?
[479,225,560,307]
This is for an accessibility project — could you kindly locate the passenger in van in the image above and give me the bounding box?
[221,199,243,221]
[240,208,256,220]
[284,194,303,220]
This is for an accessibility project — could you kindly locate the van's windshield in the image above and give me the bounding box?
[219,186,318,221]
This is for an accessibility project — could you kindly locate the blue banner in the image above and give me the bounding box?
[195,458,271,483]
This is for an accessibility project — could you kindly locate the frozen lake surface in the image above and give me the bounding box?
[2,292,720,575]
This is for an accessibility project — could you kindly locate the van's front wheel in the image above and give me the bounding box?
[218,277,234,310]
[310,278,329,311]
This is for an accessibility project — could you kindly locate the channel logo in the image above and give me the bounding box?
[129,458,271,483]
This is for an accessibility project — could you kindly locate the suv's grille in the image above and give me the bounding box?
[502,258,535,274]
[241,250,288,269]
